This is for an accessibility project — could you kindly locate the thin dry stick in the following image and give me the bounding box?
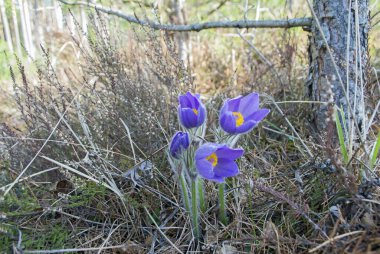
[97,222,127,254]
[0,167,59,191]
[53,106,88,152]
[57,0,311,31]
[23,244,142,254]
[120,118,137,164]
[49,209,106,226]
[0,136,133,160]
[262,126,323,148]
[308,230,364,253]
[144,207,184,254]
[267,95,313,157]
[40,155,112,190]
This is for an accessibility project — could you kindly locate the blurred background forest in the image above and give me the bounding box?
[1,0,378,125]
[0,0,380,253]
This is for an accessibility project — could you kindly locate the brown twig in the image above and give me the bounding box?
[57,0,312,31]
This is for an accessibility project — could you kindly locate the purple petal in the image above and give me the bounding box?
[235,120,257,134]
[186,91,202,109]
[196,159,215,179]
[179,107,198,128]
[216,146,244,160]
[246,108,270,122]
[169,134,181,157]
[169,132,189,158]
[197,103,207,126]
[170,143,180,158]
[226,96,242,111]
[193,93,201,108]
[207,175,225,183]
[189,92,202,108]
[179,94,192,108]
[195,143,219,160]
[179,92,201,108]
[220,100,229,116]
[213,159,239,178]
[220,111,237,134]
[239,93,259,116]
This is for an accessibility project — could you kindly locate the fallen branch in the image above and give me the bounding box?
[58,0,312,32]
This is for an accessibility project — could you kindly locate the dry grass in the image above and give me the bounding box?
[0,6,379,254]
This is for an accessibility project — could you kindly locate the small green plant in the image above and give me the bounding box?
[370,131,380,170]
[335,106,349,164]
[21,225,71,250]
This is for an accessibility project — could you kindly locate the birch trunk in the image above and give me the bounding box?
[308,0,369,135]
[80,6,87,34]
[0,0,14,52]
[54,0,63,31]
[25,0,34,57]
[11,0,22,55]
[34,0,44,47]
[170,0,189,65]
[18,0,30,54]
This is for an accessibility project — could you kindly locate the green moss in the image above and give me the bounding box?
[67,181,107,208]
[0,187,40,216]
[0,223,72,252]
[22,225,71,250]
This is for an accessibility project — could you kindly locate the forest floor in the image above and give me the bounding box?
[0,2,380,254]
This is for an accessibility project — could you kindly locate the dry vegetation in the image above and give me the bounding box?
[0,3,379,254]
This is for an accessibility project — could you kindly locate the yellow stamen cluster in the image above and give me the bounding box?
[232,112,244,127]
[192,108,199,115]
[206,153,218,167]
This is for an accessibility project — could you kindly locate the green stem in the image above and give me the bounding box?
[197,178,206,213]
[218,182,227,225]
[179,173,190,213]
[191,177,200,238]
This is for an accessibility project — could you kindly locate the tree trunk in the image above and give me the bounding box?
[11,0,22,55]
[26,0,34,57]
[18,0,30,55]
[80,6,87,34]
[0,0,14,52]
[34,0,45,48]
[169,0,189,65]
[308,0,369,135]
[54,0,63,31]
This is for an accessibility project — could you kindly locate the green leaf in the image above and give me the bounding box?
[370,131,380,170]
[335,108,349,164]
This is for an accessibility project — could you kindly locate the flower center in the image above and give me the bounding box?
[232,112,244,127]
[206,153,218,167]
[192,108,198,115]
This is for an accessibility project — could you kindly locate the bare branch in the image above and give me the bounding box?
[58,0,311,32]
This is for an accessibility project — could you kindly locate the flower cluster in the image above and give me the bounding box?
[167,91,269,235]
[170,91,270,182]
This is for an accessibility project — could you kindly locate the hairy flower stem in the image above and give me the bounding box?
[218,183,228,225]
[191,177,200,238]
[179,173,190,213]
[197,178,206,212]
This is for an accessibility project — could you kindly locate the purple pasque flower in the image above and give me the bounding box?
[178,92,206,129]
[220,92,270,134]
[195,143,244,183]
[169,131,190,159]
